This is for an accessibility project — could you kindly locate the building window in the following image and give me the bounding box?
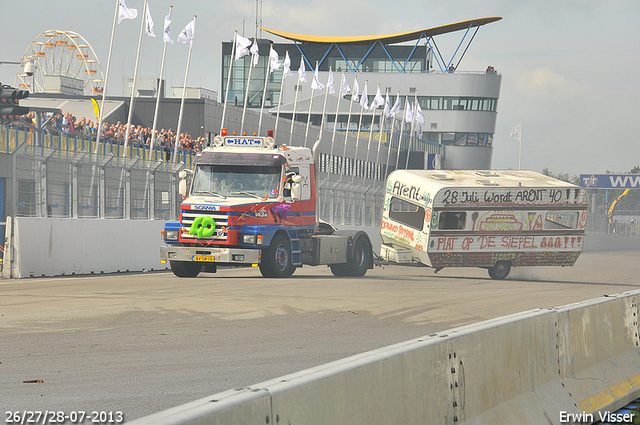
[544,211,579,230]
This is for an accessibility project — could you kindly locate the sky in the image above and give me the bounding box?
[1,0,638,176]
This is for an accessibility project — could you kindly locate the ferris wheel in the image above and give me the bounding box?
[15,30,105,95]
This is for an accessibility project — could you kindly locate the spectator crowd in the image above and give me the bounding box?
[10,111,208,155]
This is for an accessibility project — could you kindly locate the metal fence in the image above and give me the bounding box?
[8,142,184,221]
[585,213,640,237]
[0,124,194,164]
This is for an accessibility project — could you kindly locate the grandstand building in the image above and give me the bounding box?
[221,17,502,169]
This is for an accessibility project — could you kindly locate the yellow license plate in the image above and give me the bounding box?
[193,256,215,262]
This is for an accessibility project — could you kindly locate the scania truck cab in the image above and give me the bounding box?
[160,133,373,278]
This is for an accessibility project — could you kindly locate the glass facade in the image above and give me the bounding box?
[356,95,497,113]
[222,41,429,106]
[222,41,283,107]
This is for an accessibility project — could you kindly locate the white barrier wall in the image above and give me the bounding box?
[129,291,640,425]
[558,293,640,415]
[3,217,167,278]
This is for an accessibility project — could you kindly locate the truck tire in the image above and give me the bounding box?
[330,236,370,277]
[259,234,296,278]
[170,261,201,278]
[488,261,511,280]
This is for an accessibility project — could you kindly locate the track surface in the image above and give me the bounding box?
[1,250,639,422]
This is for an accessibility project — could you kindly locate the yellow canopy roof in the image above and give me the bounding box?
[261,17,502,45]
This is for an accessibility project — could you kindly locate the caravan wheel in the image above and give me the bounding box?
[488,261,511,280]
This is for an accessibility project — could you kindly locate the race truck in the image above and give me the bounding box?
[160,132,373,278]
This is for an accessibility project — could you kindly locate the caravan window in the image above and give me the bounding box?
[438,212,467,230]
[389,197,425,230]
[544,211,579,230]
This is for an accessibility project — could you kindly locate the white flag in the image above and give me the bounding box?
[250,39,259,67]
[415,100,424,137]
[235,34,252,61]
[389,95,400,116]
[326,70,335,94]
[383,92,390,117]
[404,103,413,123]
[415,100,425,126]
[269,47,281,73]
[298,58,307,83]
[352,79,360,102]
[340,76,350,96]
[510,122,522,142]
[371,85,385,109]
[282,51,293,78]
[360,82,369,110]
[178,19,195,46]
[118,0,138,24]
[311,65,325,90]
[163,13,173,43]
[145,5,155,37]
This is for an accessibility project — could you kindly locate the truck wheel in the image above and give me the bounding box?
[259,234,296,278]
[170,261,201,278]
[488,261,511,280]
[330,236,370,277]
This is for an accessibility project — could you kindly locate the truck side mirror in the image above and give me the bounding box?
[178,169,191,197]
[290,182,302,201]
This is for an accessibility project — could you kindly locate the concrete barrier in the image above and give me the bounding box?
[558,292,640,417]
[129,291,640,425]
[2,217,168,278]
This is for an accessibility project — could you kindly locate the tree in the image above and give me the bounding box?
[541,168,579,185]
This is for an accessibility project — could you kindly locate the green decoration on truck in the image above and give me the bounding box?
[189,216,216,238]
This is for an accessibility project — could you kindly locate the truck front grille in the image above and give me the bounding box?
[181,210,230,241]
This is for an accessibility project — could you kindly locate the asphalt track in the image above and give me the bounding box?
[1,250,639,422]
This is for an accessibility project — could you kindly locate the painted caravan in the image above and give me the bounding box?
[380,170,588,279]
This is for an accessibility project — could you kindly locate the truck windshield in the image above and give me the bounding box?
[191,164,282,199]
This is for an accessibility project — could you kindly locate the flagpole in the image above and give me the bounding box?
[221,31,237,132]
[374,87,388,176]
[395,95,409,171]
[350,80,367,187]
[289,54,303,145]
[365,105,377,180]
[89,0,120,216]
[304,61,319,145]
[274,50,288,140]
[519,121,522,170]
[123,0,148,157]
[95,0,120,155]
[319,67,332,137]
[365,84,380,173]
[257,45,272,136]
[240,38,256,135]
[173,15,196,163]
[405,92,418,169]
[150,5,172,162]
[330,71,345,152]
[341,75,357,178]
[385,91,400,176]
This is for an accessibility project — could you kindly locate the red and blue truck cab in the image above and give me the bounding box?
[160,132,373,278]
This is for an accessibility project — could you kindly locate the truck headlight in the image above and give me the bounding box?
[165,229,179,241]
[240,234,257,244]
